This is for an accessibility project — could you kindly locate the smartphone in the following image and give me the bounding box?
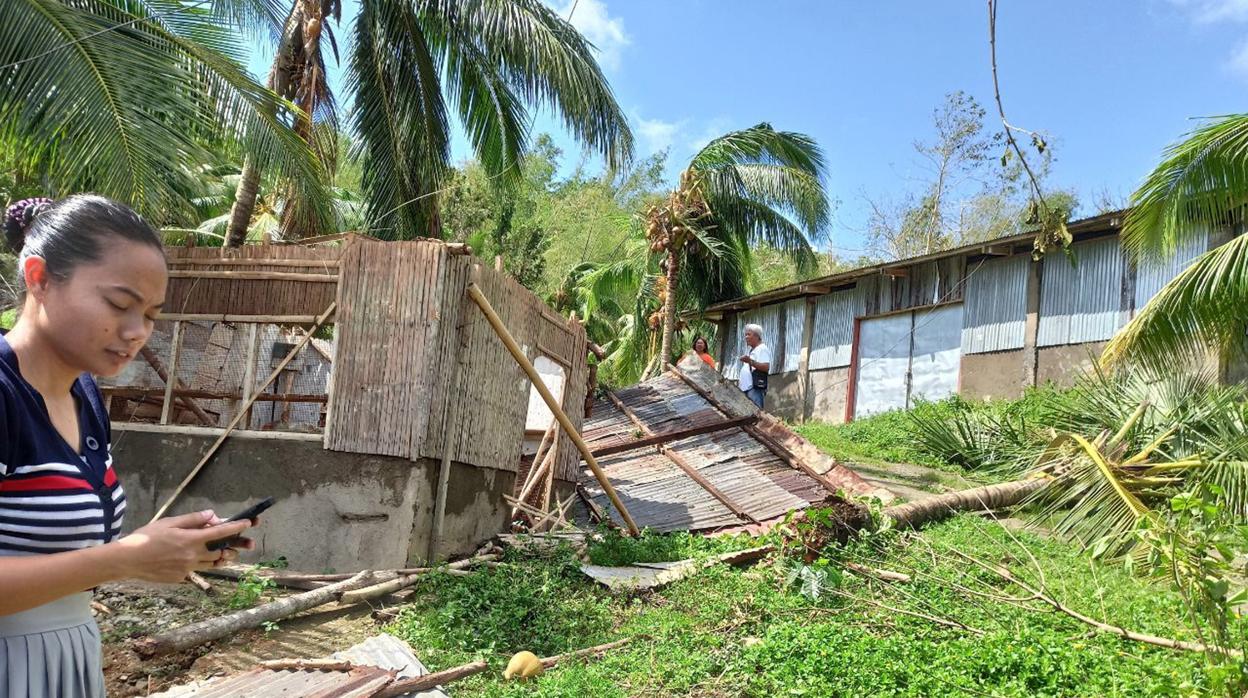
[206,497,274,551]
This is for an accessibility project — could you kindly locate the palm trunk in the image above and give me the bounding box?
[224,4,303,247]
[225,158,261,247]
[884,477,1045,530]
[660,248,681,369]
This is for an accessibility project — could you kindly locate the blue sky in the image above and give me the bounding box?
[247,0,1248,254]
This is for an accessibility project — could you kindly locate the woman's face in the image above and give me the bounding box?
[694,338,707,353]
[28,240,168,378]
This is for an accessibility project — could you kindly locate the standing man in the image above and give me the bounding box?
[738,323,771,408]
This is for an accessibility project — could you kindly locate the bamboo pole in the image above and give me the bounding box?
[167,270,337,282]
[513,437,559,516]
[138,345,215,427]
[169,259,340,268]
[240,323,260,428]
[159,322,183,425]
[149,302,336,522]
[155,313,321,323]
[466,284,639,535]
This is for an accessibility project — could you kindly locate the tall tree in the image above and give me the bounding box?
[2,0,328,224]
[646,123,829,368]
[1102,114,1248,373]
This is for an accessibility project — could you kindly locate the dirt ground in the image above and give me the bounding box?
[98,578,392,697]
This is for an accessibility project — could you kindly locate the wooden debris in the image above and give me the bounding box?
[373,660,489,698]
[539,637,632,670]
[843,561,911,583]
[135,570,375,657]
[582,545,774,592]
[467,283,640,536]
[338,554,500,605]
[138,345,216,427]
[186,572,214,594]
[259,659,355,672]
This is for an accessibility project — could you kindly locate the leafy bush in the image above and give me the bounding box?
[796,401,964,467]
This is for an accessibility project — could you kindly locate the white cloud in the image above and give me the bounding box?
[550,0,630,72]
[1228,39,1248,79]
[635,115,686,154]
[1167,0,1248,23]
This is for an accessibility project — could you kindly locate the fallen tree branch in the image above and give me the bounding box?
[844,561,911,583]
[539,637,632,669]
[135,570,375,656]
[826,588,984,635]
[949,547,1241,656]
[338,554,499,605]
[884,478,1045,529]
[259,659,355,672]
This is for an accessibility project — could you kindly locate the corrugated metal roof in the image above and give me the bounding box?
[580,362,873,533]
[961,254,1029,354]
[149,666,395,697]
[332,634,448,698]
[701,210,1126,313]
[1038,236,1124,347]
[780,299,806,373]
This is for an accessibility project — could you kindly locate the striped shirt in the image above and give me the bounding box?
[0,333,126,555]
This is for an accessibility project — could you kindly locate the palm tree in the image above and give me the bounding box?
[1101,114,1248,373]
[2,0,328,223]
[646,124,829,368]
[226,0,634,245]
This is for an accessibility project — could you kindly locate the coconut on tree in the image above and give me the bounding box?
[646,124,830,367]
[226,0,634,245]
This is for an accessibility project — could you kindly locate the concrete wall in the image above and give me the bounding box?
[763,372,803,421]
[1036,341,1108,388]
[807,367,850,424]
[113,429,513,572]
[960,350,1028,401]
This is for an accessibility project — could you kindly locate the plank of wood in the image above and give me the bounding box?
[103,388,327,403]
[159,322,184,425]
[170,259,340,268]
[167,270,338,282]
[467,283,639,536]
[149,302,337,522]
[588,415,758,457]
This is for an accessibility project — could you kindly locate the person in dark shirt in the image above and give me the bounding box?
[0,195,256,697]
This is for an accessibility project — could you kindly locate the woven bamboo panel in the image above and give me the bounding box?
[163,245,340,316]
[324,241,445,457]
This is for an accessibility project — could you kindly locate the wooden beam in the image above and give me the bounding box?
[667,365,844,495]
[155,313,322,324]
[113,422,321,441]
[240,323,260,429]
[604,390,758,525]
[882,267,908,278]
[138,344,215,427]
[159,322,183,425]
[167,270,337,282]
[149,302,337,523]
[102,388,326,403]
[980,245,1012,256]
[589,415,758,457]
[168,259,339,268]
[466,283,640,536]
[797,297,817,422]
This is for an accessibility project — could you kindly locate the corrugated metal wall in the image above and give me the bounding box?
[1134,231,1209,310]
[781,299,806,373]
[808,287,863,370]
[961,255,1029,354]
[722,304,782,381]
[1038,236,1124,347]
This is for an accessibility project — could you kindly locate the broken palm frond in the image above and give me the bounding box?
[825,587,985,636]
[136,570,374,657]
[372,661,489,698]
[948,545,1241,657]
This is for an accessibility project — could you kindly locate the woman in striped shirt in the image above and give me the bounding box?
[1,195,255,697]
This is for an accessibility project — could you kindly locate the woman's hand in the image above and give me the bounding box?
[113,510,254,583]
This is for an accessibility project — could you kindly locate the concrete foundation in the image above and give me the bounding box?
[763,372,803,421]
[113,429,513,572]
[960,350,1028,401]
[806,367,850,424]
[1036,342,1108,388]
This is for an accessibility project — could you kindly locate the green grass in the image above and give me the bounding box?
[0,308,14,330]
[386,517,1213,697]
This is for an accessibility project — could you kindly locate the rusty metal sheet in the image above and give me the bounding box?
[150,665,395,698]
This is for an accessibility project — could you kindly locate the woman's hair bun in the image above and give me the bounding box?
[4,197,53,253]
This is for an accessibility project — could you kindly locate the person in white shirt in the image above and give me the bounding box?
[737,323,771,408]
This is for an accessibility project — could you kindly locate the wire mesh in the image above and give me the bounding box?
[98,320,333,433]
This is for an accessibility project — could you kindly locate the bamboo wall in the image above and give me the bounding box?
[326,240,589,480]
[164,244,340,316]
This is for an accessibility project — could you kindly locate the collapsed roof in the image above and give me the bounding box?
[579,356,887,533]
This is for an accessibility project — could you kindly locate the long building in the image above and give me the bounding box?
[700,211,1230,423]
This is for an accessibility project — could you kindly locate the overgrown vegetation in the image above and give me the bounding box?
[385,517,1214,697]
